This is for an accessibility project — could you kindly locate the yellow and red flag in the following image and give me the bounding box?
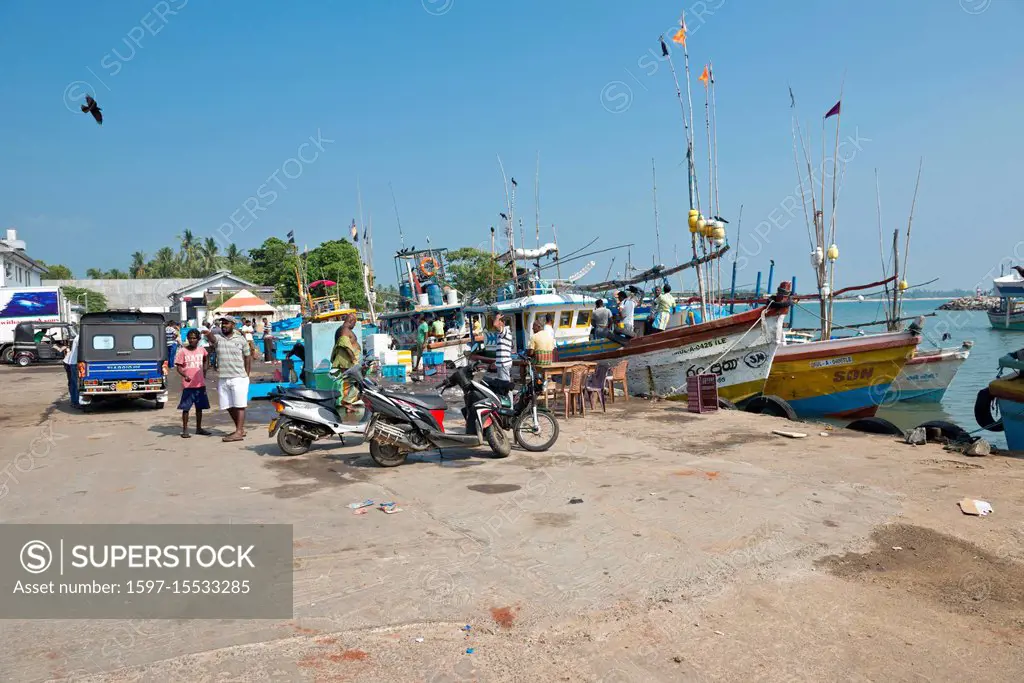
[698,65,710,86]
[672,17,687,45]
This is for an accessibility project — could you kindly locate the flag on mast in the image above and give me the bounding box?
[825,101,841,119]
[698,65,710,86]
[672,16,687,45]
[350,219,358,242]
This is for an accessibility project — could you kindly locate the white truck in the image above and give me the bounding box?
[0,286,74,363]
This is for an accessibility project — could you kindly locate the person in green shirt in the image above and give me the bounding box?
[650,284,675,333]
[414,316,430,370]
[431,316,446,340]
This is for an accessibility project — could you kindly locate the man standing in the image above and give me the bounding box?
[544,314,555,336]
[206,317,251,442]
[165,320,179,367]
[414,315,430,370]
[591,299,611,339]
[617,290,636,335]
[494,314,514,383]
[63,332,80,409]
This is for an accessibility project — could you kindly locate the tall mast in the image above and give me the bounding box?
[899,158,923,322]
[891,229,900,329]
[652,158,663,264]
[535,152,541,248]
[497,155,517,283]
[389,182,405,249]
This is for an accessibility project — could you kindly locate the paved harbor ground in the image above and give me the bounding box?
[1,363,1023,682]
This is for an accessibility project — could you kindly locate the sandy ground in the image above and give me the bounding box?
[1,361,1023,682]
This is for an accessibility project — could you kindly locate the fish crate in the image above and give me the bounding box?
[381,364,408,382]
[686,374,719,414]
[422,351,445,367]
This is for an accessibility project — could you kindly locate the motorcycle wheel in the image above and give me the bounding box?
[369,440,407,467]
[277,425,312,456]
[484,424,511,458]
[513,409,559,452]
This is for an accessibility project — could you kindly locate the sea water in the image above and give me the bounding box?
[782,299,1018,447]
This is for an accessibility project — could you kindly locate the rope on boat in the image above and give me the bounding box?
[664,308,768,396]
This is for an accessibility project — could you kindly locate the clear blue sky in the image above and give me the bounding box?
[1,0,1021,292]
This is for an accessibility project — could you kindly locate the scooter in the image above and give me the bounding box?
[346,363,511,467]
[268,381,368,456]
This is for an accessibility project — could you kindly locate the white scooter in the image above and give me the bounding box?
[267,370,367,455]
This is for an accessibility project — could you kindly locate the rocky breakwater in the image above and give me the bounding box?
[937,296,998,311]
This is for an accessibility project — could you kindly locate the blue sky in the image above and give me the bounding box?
[1,0,1021,292]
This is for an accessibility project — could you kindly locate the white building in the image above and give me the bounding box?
[0,229,46,288]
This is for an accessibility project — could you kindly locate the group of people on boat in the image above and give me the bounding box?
[588,284,677,342]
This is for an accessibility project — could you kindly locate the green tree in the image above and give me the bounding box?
[149,247,179,278]
[61,286,108,313]
[249,237,299,303]
[446,247,506,303]
[305,239,366,309]
[202,237,221,274]
[85,268,105,279]
[178,229,200,277]
[130,252,147,278]
[38,262,74,280]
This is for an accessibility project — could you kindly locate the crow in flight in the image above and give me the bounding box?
[81,95,102,125]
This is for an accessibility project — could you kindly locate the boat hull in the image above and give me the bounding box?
[989,374,1024,451]
[554,304,788,403]
[764,332,919,418]
[884,344,970,404]
[987,309,1024,331]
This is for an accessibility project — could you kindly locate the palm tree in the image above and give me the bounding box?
[202,237,221,275]
[130,251,147,278]
[225,243,244,268]
[151,247,178,278]
[178,229,200,277]
[85,268,105,279]
[107,269,129,279]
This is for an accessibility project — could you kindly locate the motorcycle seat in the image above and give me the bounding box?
[384,391,447,411]
[280,387,341,402]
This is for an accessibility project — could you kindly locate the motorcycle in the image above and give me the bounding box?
[475,356,560,452]
[348,363,511,467]
[267,384,367,456]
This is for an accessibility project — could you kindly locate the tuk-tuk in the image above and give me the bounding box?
[11,322,77,367]
[76,312,169,409]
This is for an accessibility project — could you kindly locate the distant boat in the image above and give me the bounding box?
[988,273,1024,331]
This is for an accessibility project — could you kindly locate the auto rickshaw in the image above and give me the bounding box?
[76,312,168,409]
[11,322,77,367]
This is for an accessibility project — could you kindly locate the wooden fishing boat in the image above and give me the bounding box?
[885,341,972,403]
[764,330,919,418]
[468,283,792,403]
[989,273,1024,331]
[978,350,1024,451]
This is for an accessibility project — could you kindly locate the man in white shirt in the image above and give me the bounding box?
[63,333,81,409]
[617,290,636,335]
[544,314,555,337]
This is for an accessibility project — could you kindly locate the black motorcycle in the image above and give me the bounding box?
[345,364,511,467]
[477,357,560,452]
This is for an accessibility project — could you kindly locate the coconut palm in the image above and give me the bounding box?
[202,237,221,274]
[85,268,105,279]
[151,247,178,278]
[130,251,147,278]
[178,229,200,277]
[225,243,244,268]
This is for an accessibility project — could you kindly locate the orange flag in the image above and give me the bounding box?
[699,65,710,86]
[672,18,687,45]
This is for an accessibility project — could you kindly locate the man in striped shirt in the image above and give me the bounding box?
[493,314,514,383]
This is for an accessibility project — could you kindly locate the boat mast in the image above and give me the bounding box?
[891,229,900,330]
[899,158,923,324]
[652,158,663,264]
[875,169,894,328]
[389,183,406,249]
[497,155,517,285]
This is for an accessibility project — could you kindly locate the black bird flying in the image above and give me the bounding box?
[81,95,102,125]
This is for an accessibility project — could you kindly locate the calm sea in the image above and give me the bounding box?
[783,299,1018,447]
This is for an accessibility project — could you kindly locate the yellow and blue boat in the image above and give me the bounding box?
[763,330,919,418]
[979,350,1024,450]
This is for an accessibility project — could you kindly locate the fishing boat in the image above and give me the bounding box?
[977,349,1024,451]
[988,271,1024,330]
[885,341,972,403]
[376,247,473,367]
[467,276,792,403]
[764,330,919,418]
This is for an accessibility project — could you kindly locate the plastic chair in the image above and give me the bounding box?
[557,364,589,418]
[584,363,611,412]
[605,360,629,402]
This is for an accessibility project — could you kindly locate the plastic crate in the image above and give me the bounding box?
[686,374,719,413]
[422,351,445,367]
[381,364,408,381]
